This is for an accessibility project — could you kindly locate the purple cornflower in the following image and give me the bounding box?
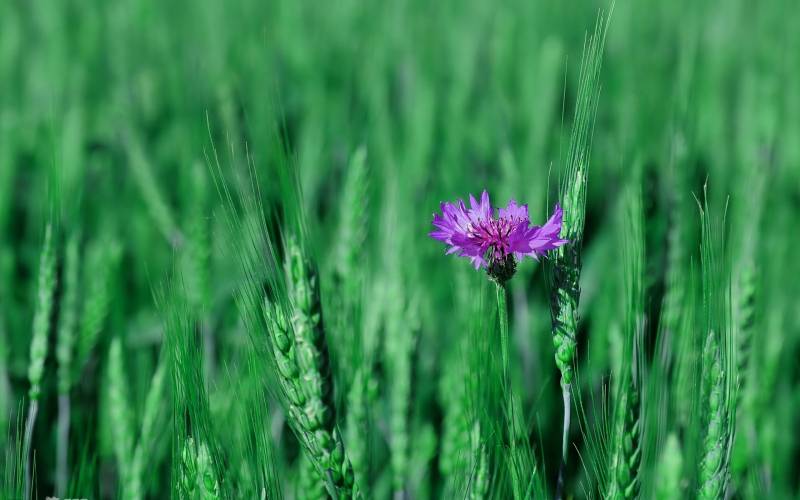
[429,190,567,282]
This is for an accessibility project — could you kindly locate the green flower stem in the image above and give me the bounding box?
[496,281,510,393]
[496,281,524,499]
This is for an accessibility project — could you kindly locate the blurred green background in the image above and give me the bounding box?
[1,0,799,498]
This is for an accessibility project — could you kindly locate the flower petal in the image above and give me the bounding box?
[499,199,528,223]
[526,204,568,255]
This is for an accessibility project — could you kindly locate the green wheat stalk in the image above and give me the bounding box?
[345,365,374,493]
[24,222,56,500]
[336,147,373,494]
[75,237,122,383]
[548,12,609,498]
[605,182,644,500]
[695,191,736,500]
[289,235,357,496]
[107,337,135,497]
[207,124,357,498]
[606,374,642,499]
[160,278,225,499]
[333,146,369,299]
[55,231,80,497]
[697,330,727,499]
[128,354,168,500]
[262,236,358,498]
[385,286,416,499]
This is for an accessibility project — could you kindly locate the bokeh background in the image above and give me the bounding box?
[1,0,798,498]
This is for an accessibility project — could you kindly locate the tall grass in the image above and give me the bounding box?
[2,0,799,498]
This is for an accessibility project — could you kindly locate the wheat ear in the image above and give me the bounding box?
[23,223,56,500]
[265,236,358,498]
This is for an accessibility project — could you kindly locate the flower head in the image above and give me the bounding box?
[429,190,567,282]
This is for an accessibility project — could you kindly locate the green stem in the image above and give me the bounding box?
[496,281,522,499]
[23,400,39,500]
[56,394,70,497]
[555,382,571,500]
[496,282,510,392]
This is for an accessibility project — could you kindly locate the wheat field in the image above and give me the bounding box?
[1,0,799,498]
